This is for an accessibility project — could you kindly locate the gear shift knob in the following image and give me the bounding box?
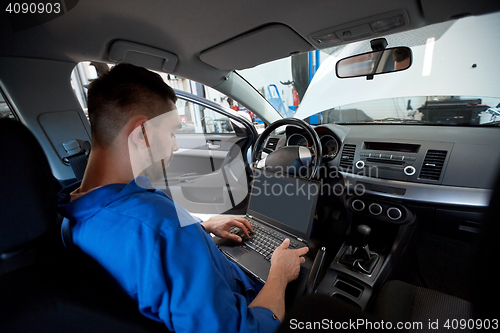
[357,224,371,247]
[340,224,380,274]
[340,224,379,274]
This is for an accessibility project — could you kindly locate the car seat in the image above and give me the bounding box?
[0,118,169,332]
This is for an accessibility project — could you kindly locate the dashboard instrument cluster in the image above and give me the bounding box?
[285,126,340,160]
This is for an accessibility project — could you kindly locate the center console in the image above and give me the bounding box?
[315,196,417,310]
[307,125,497,310]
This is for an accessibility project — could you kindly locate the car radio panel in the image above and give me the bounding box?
[344,140,453,184]
[357,151,418,181]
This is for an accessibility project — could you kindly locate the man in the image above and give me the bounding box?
[393,48,411,71]
[58,63,308,333]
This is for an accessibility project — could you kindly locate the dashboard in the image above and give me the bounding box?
[265,124,500,208]
[262,123,500,309]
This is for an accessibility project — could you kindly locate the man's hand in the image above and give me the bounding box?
[269,238,309,283]
[249,238,309,321]
[201,215,253,242]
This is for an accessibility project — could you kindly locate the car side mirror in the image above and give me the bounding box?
[336,47,412,79]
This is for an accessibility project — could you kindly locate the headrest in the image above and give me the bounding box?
[0,118,59,254]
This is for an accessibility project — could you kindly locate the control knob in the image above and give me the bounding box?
[404,165,416,176]
[355,160,365,169]
[387,207,403,220]
[352,199,365,211]
[369,203,383,216]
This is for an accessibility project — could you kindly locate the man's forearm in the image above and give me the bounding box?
[248,270,287,321]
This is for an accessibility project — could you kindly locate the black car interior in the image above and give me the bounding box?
[1,0,500,331]
[1,112,499,332]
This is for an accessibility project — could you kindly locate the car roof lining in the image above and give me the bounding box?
[1,0,499,86]
[321,19,456,58]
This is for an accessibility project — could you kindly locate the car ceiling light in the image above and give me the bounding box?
[310,10,409,47]
[313,32,341,45]
[370,15,406,33]
[422,37,436,76]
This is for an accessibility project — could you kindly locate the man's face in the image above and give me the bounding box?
[147,102,181,166]
[136,101,182,181]
[160,108,182,167]
[395,57,411,71]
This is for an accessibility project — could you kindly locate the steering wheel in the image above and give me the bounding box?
[252,118,322,180]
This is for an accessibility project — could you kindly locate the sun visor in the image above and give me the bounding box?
[420,0,500,23]
[199,24,313,70]
[108,40,178,72]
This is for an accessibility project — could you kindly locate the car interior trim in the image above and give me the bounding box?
[342,172,492,207]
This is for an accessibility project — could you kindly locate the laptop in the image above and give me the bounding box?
[213,171,320,283]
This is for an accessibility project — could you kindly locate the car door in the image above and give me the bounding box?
[152,90,256,215]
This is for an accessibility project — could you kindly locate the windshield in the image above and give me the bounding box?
[238,12,500,126]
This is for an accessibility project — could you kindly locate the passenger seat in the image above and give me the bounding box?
[370,280,472,331]
[0,118,61,276]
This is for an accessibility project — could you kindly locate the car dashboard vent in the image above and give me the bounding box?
[339,144,356,171]
[419,150,447,180]
[265,137,280,152]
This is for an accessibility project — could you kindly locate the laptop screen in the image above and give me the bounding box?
[247,171,319,239]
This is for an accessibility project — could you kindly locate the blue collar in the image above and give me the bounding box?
[58,176,164,221]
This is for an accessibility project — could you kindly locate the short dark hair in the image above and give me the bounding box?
[392,48,411,63]
[87,63,177,146]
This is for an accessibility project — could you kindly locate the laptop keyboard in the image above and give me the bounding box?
[230,220,301,261]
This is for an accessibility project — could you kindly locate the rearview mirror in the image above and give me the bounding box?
[336,47,412,79]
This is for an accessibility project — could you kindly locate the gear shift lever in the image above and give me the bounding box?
[356,224,372,261]
[340,224,380,274]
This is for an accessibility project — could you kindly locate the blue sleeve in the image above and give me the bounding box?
[136,223,280,333]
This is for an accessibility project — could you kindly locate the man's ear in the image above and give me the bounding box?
[129,120,150,149]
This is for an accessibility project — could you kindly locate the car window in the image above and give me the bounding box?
[176,98,235,134]
[71,62,258,132]
[0,90,17,120]
[70,62,98,116]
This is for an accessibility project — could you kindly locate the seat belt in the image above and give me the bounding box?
[62,139,91,181]
[66,153,88,181]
